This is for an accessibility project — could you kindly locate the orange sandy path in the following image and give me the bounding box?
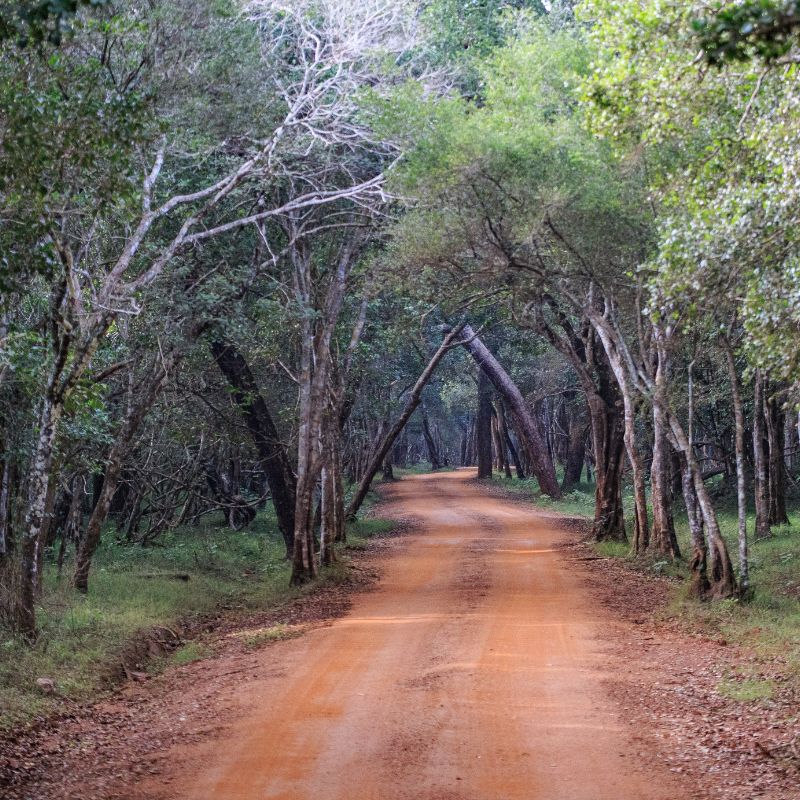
[168,470,683,800]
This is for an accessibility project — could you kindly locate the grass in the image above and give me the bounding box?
[669,512,800,683]
[164,641,214,668]
[717,676,776,702]
[241,623,304,650]
[0,500,391,732]
[489,472,614,519]
[489,469,800,689]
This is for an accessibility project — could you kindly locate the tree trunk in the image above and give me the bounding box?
[452,324,561,498]
[211,340,297,556]
[586,387,627,542]
[346,324,466,519]
[765,382,789,527]
[17,396,62,637]
[420,403,442,470]
[492,405,512,478]
[678,451,709,598]
[74,357,177,592]
[319,455,337,567]
[531,309,623,537]
[666,407,737,598]
[476,372,493,479]
[562,413,587,493]
[602,347,649,552]
[753,368,770,539]
[498,401,525,479]
[722,338,749,597]
[650,348,679,558]
[650,412,679,558]
[0,454,11,560]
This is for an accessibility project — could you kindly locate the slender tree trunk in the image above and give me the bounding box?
[722,338,749,597]
[346,324,466,519]
[17,396,62,637]
[74,357,178,592]
[459,420,469,467]
[498,401,525,479]
[666,407,737,598]
[0,454,11,560]
[319,450,337,567]
[753,368,771,539]
[476,372,493,479]
[452,324,561,498]
[291,341,319,585]
[765,383,789,526]
[606,355,649,552]
[495,413,512,478]
[332,439,346,544]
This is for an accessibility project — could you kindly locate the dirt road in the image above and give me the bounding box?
[165,470,684,800]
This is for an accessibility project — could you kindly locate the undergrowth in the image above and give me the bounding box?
[0,499,391,731]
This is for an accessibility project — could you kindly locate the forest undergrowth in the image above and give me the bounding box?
[0,502,392,731]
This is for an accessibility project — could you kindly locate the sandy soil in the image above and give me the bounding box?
[155,470,687,800]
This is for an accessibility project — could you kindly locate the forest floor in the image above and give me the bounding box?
[2,469,799,799]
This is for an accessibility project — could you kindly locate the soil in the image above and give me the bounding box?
[1,469,798,799]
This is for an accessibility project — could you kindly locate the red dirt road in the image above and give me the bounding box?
[166,470,685,800]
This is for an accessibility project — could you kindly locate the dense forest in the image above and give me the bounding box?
[1,1,800,794]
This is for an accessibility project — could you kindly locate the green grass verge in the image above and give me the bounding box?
[0,503,391,731]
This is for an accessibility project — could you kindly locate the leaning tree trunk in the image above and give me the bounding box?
[346,324,466,519]
[211,340,297,556]
[476,372,493,479]
[452,324,561,498]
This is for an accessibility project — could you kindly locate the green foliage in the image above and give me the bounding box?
[581,0,800,382]
[692,0,800,64]
[0,0,111,46]
[419,0,548,95]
